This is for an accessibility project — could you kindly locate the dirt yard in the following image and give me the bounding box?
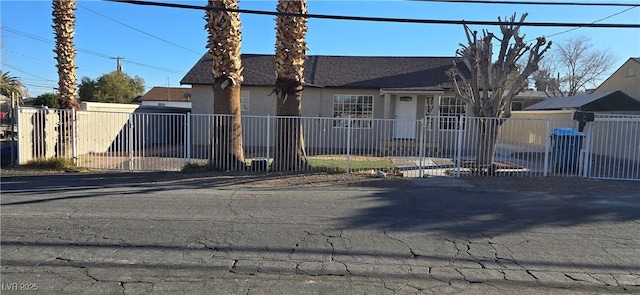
[2,166,638,195]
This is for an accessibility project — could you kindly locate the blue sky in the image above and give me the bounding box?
[1,0,639,97]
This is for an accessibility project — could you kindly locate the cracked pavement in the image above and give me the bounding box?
[1,173,639,294]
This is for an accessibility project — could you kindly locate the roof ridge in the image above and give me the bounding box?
[239,53,457,59]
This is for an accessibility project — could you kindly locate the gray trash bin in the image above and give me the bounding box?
[551,128,584,174]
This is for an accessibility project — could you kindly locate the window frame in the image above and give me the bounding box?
[438,96,466,130]
[332,94,374,129]
[240,91,250,112]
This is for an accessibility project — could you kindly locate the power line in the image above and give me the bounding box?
[409,0,640,7]
[121,60,186,75]
[544,6,637,38]
[22,82,58,89]
[1,26,187,75]
[2,26,112,59]
[1,63,58,82]
[107,0,640,28]
[78,4,201,56]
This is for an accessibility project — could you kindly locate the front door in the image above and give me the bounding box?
[395,96,416,139]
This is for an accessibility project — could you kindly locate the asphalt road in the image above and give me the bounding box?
[1,172,639,294]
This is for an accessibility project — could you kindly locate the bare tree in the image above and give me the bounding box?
[533,35,615,97]
[448,13,551,174]
[205,0,245,170]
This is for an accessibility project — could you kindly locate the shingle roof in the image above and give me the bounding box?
[140,87,191,102]
[181,54,466,89]
[524,90,640,111]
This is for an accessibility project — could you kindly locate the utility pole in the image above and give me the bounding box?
[110,57,125,73]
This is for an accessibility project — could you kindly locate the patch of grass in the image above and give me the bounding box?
[307,156,396,173]
[181,162,219,173]
[22,158,83,172]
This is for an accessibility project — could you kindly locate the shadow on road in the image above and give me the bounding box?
[2,171,639,239]
[338,181,640,238]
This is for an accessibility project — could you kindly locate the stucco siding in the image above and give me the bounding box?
[141,101,191,109]
[595,59,640,100]
[191,85,214,114]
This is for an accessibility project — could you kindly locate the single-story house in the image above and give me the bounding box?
[180,54,552,155]
[137,86,192,110]
[181,54,479,139]
[593,57,640,101]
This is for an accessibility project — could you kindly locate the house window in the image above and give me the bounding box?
[333,94,374,128]
[240,91,250,112]
[439,96,466,129]
[627,67,636,77]
[511,101,524,111]
[424,96,435,129]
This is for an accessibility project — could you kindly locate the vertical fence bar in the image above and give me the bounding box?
[418,117,425,177]
[346,116,352,173]
[71,108,77,164]
[455,116,464,178]
[582,121,593,178]
[266,114,271,171]
[128,113,134,171]
[543,120,551,177]
[13,106,20,165]
[185,112,191,165]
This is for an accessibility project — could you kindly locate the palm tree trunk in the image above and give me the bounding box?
[206,0,245,170]
[212,81,244,170]
[273,0,308,171]
[52,0,79,159]
[273,79,307,171]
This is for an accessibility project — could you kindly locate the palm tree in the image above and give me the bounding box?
[52,0,79,158]
[0,71,24,99]
[205,0,245,170]
[52,0,79,110]
[272,0,308,171]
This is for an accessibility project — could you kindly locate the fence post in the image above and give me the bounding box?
[346,116,352,173]
[266,114,271,171]
[71,108,77,164]
[12,106,19,166]
[418,117,425,178]
[543,120,551,177]
[185,112,191,165]
[581,121,593,178]
[455,115,464,178]
[128,113,134,171]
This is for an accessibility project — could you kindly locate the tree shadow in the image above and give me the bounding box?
[2,171,638,239]
[0,170,392,206]
[337,182,640,238]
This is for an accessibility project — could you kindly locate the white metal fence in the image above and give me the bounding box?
[15,107,640,181]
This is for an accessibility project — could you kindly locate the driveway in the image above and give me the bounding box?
[1,171,639,294]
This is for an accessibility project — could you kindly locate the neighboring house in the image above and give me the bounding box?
[593,57,640,101]
[524,90,640,112]
[138,87,192,109]
[511,90,547,111]
[182,54,473,140]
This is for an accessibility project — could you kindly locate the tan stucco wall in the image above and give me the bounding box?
[17,109,59,163]
[141,101,191,109]
[190,85,214,114]
[595,59,640,100]
[80,102,139,112]
[499,111,576,147]
[589,119,640,163]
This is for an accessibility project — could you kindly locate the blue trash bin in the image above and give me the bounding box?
[551,128,584,174]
